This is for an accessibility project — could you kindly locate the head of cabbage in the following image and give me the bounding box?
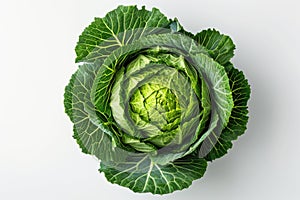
[64,5,251,194]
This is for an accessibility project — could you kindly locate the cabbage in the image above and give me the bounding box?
[64,5,251,194]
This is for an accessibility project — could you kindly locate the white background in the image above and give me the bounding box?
[1,0,300,199]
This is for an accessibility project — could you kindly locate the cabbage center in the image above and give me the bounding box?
[129,83,181,135]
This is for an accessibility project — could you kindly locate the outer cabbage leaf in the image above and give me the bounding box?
[100,154,207,194]
[190,29,250,160]
[205,65,250,160]
[75,5,170,62]
[193,29,235,66]
[64,71,78,122]
[64,64,128,161]
[183,54,235,157]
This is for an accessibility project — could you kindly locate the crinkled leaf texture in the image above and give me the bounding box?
[64,5,251,194]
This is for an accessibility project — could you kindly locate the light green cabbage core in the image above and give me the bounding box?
[129,83,181,142]
[110,49,203,152]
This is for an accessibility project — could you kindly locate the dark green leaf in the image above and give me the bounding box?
[75,5,170,62]
[194,29,235,65]
[205,66,250,161]
[100,154,207,194]
[64,64,128,161]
